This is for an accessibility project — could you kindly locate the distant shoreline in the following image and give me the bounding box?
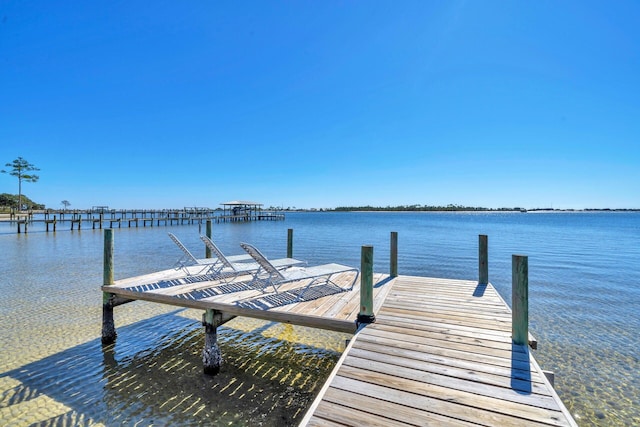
[2,207,639,221]
[324,206,640,213]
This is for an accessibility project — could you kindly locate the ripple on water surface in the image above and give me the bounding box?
[0,307,345,426]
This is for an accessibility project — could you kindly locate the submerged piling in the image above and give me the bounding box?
[202,309,223,375]
[102,229,117,344]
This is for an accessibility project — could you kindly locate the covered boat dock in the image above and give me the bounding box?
[217,200,284,223]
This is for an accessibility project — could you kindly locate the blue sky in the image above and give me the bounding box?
[1,1,638,210]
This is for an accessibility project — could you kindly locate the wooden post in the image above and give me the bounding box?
[102,229,117,344]
[390,231,398,277]
[202,309,223,375]
[357,245,375,325]
[287,228,293,258]
[512,255,528,346]
[205,219,213,258]
[479,234,488,285]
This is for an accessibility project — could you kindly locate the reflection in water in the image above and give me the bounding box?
[1,311,340,426]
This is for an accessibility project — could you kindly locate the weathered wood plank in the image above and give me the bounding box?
[376,310,513,336]
[346,346,551,396]
[312,400,409,427]
[321,387,480,427]
[372,317,510,350]
[374,312,515,343]
[341,356,559,409]
[361,323,529,359]
[355,331,536,372]
[351,339,547,385]
[336,366,569,426]
[326,375,561,427]
[378,307,513,333]
[304,413,345,427]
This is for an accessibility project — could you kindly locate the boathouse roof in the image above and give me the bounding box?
[220,200,263,206]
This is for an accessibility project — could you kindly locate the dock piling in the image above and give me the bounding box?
[202,309,223,375]
[102,229,117,344]
[512,254,529,346]
[287,228,293,258]
[205,219,212,258]
[390,231,398,277]
[45,216,57,232]
[479,234,488,285]
[357,245,375,326]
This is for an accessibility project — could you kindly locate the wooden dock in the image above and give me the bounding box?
[103,272,576,426]
[100,231,576,426]
[300,276,576,426]
[2,207,284,233]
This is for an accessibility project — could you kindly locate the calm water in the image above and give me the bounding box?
[1,211,639,426]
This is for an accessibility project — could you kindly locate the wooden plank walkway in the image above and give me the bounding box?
[301,275,577,426]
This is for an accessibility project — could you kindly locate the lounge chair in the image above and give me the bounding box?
[239,242,359,300]
[200,235,305,282]
[168,232,252,275]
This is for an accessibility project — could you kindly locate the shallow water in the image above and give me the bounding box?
[1,211,639,425]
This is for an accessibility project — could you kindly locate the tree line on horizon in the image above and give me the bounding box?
[333,204,525,212]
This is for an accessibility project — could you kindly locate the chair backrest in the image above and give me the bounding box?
[200,235,234,269]
[168,233,198,263]
[240,242,286,280]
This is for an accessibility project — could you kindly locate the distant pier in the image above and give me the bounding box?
[2,205,284,233]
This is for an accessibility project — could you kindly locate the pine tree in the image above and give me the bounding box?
[1,157,40,211]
